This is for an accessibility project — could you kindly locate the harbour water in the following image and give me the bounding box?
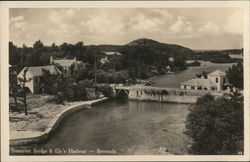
[40,100,190,155]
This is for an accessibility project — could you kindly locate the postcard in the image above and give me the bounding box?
[1,1,249,161]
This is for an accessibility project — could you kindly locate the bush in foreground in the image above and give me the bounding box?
[185,93,243,155]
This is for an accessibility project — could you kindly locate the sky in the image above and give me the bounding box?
[10,8,243,50]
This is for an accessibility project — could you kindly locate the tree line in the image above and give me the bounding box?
[10,40,188,81]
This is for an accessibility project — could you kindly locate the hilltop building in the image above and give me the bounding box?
[17,65,61,93]
[103,51,122,56]
[180,70,228,91]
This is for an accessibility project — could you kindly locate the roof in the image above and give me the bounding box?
[103,51,122,56]
[208,70,226,77]
[52,59,82,67]
[18,65,61,77]
[181,78,217,87]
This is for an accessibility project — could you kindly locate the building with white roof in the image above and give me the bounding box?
[18,65,61,93]
[103,51,122,56]
[180,70,228,91]
[50,56,86,75]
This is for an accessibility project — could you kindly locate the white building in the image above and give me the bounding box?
[100,56,110,64]
[17,65,61,93]
[103,51,122,56]
[50,56,84,70]
[180,70,228,91]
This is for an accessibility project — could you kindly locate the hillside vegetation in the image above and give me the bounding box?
[9,38,241,82]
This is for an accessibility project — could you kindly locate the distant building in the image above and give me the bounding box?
[50,56,85,75]
[180,70,228,91]
[103,51,122,56]
[100,56,110,64]
[17,65,61,93]
[168,57,174,62]
[166,65,172,74]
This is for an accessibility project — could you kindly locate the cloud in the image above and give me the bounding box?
[198,21,221,33]
[14,21,27,31]
[132,14,163,32]
[81,12,125,35]
[49,9,79,23]
[49,11,63,23]
[10,16,24,23]
[169,16,193,33]
[223,9,243,34]
[47,9,81,36]
[10,16,27,31]
[9,8,243,49]
[151,9,173,19]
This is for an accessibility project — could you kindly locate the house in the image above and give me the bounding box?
[17,65,61,93]
[168,57,174,62]
[166,65,172,74]
[50,56,85,75]
[100,56,110,64]
[180,70,228,91]
[103,51,122,56]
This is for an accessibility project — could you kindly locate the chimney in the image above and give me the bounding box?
[50,56,53,64]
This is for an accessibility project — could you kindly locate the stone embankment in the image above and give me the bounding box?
[10,97,109,146]
[114,85,224,103]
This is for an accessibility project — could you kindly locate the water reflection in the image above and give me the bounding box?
[40,100,190,155]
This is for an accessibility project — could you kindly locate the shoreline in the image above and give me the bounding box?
[10,97,109,147]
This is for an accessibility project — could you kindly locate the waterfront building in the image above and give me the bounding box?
[17,65,61,93]
[180,70,228,91]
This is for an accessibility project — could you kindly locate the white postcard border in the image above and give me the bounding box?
[1,1,250,161]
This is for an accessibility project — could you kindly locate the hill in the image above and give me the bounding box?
[86,38,195,59]
[125,38,194,58]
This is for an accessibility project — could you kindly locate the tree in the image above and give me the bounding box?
[185,93,243,155]
[9,42,20,66]
[18,68,31,115]
[9,69,19,111]
[226,61,243,89]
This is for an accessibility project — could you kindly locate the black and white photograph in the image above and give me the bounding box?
[1,1,250,161]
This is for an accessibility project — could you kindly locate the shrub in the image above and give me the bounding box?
[185,93,243,155]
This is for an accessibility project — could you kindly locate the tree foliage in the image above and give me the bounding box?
[9,69,19,111]
[17,68,31,115]
[185,93,243,155]
[226,61,243,89]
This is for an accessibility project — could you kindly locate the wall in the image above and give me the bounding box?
[10,97,109,147]
[126,87,222,104]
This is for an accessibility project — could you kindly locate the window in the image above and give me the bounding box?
[216,78,218,83]
[191,86,195,89]
[223,78,226,84]
[184,85,186,89]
